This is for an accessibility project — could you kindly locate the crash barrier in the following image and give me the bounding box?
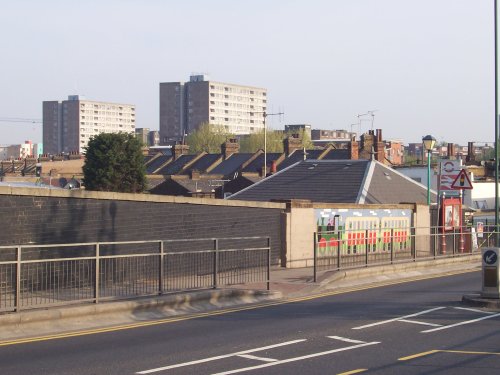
[0,236,270,312]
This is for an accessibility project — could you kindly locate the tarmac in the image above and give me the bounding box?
[0,255,497,342]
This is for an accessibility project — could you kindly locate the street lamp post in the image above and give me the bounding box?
[422,135,437,205]
[261,111,283,176]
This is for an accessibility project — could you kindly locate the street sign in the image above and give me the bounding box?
[439,160,461,196]
[481,247,500,298]
[483,249,498,266]
[451,169,472,190]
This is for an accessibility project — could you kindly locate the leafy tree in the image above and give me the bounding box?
[186,123,234,153]
[239,129,284,153]
[82,132,147,193]
[240,128,314,153]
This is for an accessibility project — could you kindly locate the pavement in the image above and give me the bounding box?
[0,254,495,342]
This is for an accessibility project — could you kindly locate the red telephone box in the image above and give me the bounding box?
[441,197,462,231]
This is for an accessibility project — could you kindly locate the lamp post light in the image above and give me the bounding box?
[422,135,437,205]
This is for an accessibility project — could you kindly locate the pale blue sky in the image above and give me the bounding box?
[0,0,494,146]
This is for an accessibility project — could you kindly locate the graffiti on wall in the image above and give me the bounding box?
[315,208,413,255]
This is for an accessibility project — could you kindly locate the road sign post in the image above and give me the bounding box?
[481,247,500,299]
[451,169,472,254]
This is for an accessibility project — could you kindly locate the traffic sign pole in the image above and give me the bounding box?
[481,247,500,299]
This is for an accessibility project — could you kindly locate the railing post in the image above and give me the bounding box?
[95,243,100,304]
[459,226,465,253]
[452,230,456,256]
[365,229,369,267]
[159,240,164,295]
[313,232,317,283]
[213,239,218,289]
[337,230,341,270]
[267,237,271,291]
[441,227,447,255]
[390,228,394,264]
[15,246,21,312]
[412,227,416,261]
[433,227,436,259]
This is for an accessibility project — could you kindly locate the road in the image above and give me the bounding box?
[0,270,499,375]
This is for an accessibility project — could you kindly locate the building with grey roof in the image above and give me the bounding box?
[228,159,436,204]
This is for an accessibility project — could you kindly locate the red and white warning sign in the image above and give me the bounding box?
[451,169,473,190]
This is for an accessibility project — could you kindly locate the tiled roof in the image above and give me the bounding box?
[321,149,350,160]
[277,150,308,171]
[209,153,254,177]
[146,155,172,174]
[155,154,197,175]
[229,159,435,204]
[181,154,221,174]
[242,153,281,173]
[230,160,369,203]
[362,162,435,204]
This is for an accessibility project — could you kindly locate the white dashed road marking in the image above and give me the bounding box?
[136,339,306,374]
[137,336,380,375]
[452,307,495,314]
[236,354,277,363]
[211,341,380,375]
[352,307,446,330]
[328,336,368,344]
[421,312,500,333]
[398,319,442,327]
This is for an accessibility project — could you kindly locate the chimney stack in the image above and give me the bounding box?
[374,129,385,162]
[283,133,302,156]
[271,160,277,174]
[190,169,200,180]
[466,142,476,163]
[221,138,239,160]
[447,143,456,160]
[349,136,359,160]
[173,142,190,160]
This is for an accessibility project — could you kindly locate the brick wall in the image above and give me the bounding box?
[0,188,285,265]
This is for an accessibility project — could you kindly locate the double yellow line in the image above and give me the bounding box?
[0,268,478,347]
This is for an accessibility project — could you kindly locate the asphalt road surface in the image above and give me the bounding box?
[0,270,499,375]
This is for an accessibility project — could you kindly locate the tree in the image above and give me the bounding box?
[185,123,234,153]
[82,133,147,193]
[239,128,314,153]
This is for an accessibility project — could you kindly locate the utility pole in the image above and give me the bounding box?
[495,0,499,244]
[260,111,284,177]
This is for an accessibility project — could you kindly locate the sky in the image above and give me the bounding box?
[0,0,494,146]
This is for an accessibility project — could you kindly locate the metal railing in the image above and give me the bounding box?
[0,237,271,313]
[314,226,484,281]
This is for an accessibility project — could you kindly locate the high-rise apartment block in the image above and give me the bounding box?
[159,75,267,144]
[43,95,135,154]
[135,127,150,145]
